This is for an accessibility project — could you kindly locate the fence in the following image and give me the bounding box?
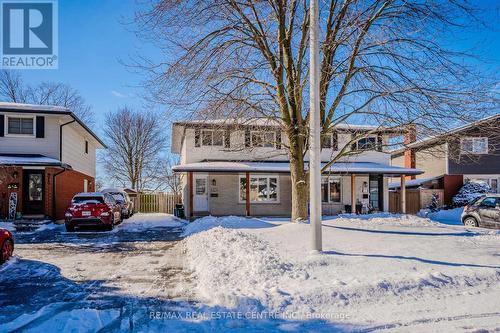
[132,193,182,214]
[389,189,444,214]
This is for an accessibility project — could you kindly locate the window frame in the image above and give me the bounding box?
[321,176,342,203]
[5,115,36,137]
[460,137,488,155]
[354,136,377,151]
[238,174,280,204]
[250,131,276,148]
[200,129,225,147]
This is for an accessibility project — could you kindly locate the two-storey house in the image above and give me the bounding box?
[391,114,500,205]
[171,118,421,217]
[0,103,106,220]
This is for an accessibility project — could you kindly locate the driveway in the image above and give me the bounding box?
[0,214,196,332]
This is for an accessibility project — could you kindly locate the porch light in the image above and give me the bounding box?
[212,179,216,186]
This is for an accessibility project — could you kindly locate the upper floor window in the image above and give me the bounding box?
[7,116,34,136]
[322,132,338,150]
[251,131,275,148]
[461,137,488,154]
[201,130,224,146]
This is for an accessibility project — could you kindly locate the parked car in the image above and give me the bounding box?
[0,228,14,264]
[101,188,134,219]
[461,194,500,229]
[65,192,122,232]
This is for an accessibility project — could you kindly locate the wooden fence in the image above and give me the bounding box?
[389,189,444,214]
[132,193,182,214]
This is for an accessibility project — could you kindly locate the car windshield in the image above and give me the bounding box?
[72,196,104,204]
[109,192,125,202]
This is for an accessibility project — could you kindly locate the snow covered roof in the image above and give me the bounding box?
[0,102,106,148]
[172,161,422,175]
[0,154,71,168]
[389,175,443,189]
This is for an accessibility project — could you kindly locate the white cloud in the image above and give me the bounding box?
[111,90,127,98]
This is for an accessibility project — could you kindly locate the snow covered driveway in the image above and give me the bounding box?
[0,214,195,332]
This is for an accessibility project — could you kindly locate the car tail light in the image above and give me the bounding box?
[464,205,470,211]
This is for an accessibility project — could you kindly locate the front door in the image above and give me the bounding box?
[23,170,45,215]
[193,174,209,212]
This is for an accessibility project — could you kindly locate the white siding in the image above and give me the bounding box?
[0,112,60,159]
[61,124,96,177]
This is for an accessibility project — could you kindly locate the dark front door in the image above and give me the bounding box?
[23,170,45,215]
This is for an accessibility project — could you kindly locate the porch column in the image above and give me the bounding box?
[351,174,356,214]
[400,174,406,214]
[188,172,193,217]
[245,172,250,216]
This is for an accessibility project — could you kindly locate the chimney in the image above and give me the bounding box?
[404,125,417,180]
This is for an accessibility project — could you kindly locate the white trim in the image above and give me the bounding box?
[238,173,280,204]
[5,115,36,137]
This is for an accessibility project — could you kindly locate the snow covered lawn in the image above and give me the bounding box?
[182,214,500,332]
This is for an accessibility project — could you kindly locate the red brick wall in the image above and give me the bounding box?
[0,166,23,218]
[51,169,95,220]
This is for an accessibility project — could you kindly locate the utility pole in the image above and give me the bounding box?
[309,0,322,252]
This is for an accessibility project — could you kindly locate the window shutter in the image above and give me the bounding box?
[194,129,200,147]
[276,131,282,149]
[332,132,338,150]
[376,135,382,151]
[224,129,231,148]
[36,116,45,138]
[245,129,251,147]
[0,115,4,137]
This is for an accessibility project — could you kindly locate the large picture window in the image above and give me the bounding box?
[461,137,488,154]
[239,175,279,203]
[321,176,341,203]
[7,116,34,135]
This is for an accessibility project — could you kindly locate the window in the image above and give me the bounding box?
[7,116,34,135]
[239,175,279,203]
[461,137,488,154]
[480,197,498,208]
[355,137,377,150]
[251,131,275,148]
[321,176,341,203]
[85,140,89,154]
[201,130,224,146]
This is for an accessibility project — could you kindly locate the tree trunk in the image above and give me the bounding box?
[287,130,308,221]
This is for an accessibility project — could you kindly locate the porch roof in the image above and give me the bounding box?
[0,154,71,168]
[172,161,422,176]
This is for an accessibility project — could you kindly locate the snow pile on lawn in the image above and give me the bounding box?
[181,215,500,330]
[335,213,436,227]
[183,227,307,312]
[182,215,275,236]
[421,207,463,225]
[117,213,185,231]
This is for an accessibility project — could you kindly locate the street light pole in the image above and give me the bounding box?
[309,0,322,252]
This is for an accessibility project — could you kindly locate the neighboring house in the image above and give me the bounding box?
[391,114,500,205]
[0,103,106,220]
[171,119,421,217]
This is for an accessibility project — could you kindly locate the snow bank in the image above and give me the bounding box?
[334,213,436,227]
[426,207,463,225]
[117,213,185,232]
[182,216,275,237]
[0,221,15,232]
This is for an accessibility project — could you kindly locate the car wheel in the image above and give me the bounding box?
[65,225,75,232]
[463,216,478,227]
[1,239,14,264]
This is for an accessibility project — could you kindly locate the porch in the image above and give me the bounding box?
[172,161,422,217]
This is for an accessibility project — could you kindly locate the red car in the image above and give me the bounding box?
[0,228,14,264]
[64,192,122,232]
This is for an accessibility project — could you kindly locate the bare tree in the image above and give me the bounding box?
[133,0,499,220]
[102,107,167,191]
[0,70,94,125]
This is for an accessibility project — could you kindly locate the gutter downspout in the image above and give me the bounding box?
[52,167,68,220]
[60,119,76,160]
